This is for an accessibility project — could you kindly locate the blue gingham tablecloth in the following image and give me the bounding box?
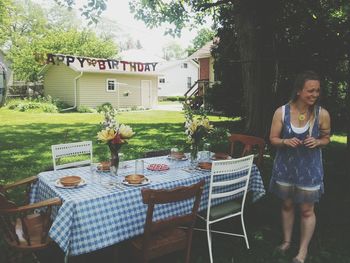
[30,156,265,256]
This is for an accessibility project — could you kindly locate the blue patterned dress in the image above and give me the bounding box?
[269,104,324,203]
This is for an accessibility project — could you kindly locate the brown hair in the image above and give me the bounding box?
[290,70,321,102]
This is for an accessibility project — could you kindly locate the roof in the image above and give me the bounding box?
[39,54,162,76]
[188,41,214,59]
[119,49,165,63]
[157,59,199,72]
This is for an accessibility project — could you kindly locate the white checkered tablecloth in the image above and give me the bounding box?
[30,156,265,256]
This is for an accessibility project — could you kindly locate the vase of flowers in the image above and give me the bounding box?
[184,103,213,165]
[97,103,134,175]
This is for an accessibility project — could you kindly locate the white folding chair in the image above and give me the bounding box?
[51,141,93,171]
[197,155,254,263]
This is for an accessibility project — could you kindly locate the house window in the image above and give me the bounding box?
[187,77,192,89]
[106,79,117,92]
[182,63,188,69]
[159,78,165,84]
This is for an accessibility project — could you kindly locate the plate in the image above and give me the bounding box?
[122,177,150,186]
[55,178,86,188]
[195,167,211,172]
[167,155,188,161]
[210,156,232,160]
[147,164,170,171]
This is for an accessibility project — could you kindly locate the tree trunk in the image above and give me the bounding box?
[234,0,275,138]
[346,69,350,159]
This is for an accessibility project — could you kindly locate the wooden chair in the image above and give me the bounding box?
[144,149,170,158]
[130,180,205,263]
[228,134,266,169]
[51,141,93,170]
[0,176,62,262]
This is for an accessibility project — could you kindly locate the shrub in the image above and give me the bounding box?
[77,105,95,113]
[5,98,58,113]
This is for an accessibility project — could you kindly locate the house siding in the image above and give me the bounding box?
[43,65,78,106]
[78,73,157,108]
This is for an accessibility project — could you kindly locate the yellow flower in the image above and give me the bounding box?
[201,118,214,130]
[97,128,116,142]
[118,124,135,139]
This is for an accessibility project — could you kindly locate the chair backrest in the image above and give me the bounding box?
[0,192,61,251]
[228,134,265,169]
[141,180,205,250]
[144,149,170,158]
[51,141,92,170]
[208,155,254,220]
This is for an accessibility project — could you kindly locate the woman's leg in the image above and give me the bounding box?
[279,198,295,249]
[295,202,315,261]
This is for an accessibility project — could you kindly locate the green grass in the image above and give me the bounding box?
[0,108,349,263]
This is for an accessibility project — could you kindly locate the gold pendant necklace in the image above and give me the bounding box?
[298,113,306,121]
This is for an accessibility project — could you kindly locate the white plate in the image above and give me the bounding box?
[210,156,232,161]
[122,177,151,187]
[167,155,188,161]
[195,167,211,172]
[55,178,87,189]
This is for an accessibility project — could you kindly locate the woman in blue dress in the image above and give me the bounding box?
[269,71,331,263]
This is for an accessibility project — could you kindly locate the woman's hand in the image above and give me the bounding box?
[283,137,303,148]
[303,135,320,148]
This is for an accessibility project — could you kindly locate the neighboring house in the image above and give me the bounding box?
[188,40,215,83]
[186,41,216,109]
[39,54,161,109]
[157,59,199,97]
[0,50,13,106]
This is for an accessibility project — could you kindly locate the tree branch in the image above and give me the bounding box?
[197,0,233,11]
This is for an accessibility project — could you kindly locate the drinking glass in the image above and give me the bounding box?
[170,147,178,159]
[203,143,211,161]
[90,163,101,184]
[135,159,144,175]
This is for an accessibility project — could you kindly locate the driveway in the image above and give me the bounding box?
[154,103,183,111]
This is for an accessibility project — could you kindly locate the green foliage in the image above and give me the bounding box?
[187,28,215,56]
[164,96,185,102]
[206,127,230,153]
[5,98,58,113]
[77,105,95,113]
[162,41,186,60]
[1,0,118,82]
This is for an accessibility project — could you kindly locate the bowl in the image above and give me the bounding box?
[198,162,212,170]
[214,152,229,160]
[171,152,185,159]
[125,174,145,184]
[60,176,81,187]
[98,161,110,171]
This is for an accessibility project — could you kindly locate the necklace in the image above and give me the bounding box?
[298,111,307,121]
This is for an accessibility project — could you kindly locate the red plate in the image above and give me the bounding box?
[147,164,170,171]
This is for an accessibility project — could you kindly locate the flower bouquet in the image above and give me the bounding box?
[183,103,213,163]
[97,103,134,174]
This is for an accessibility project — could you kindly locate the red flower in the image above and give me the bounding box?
[111,133,124,144]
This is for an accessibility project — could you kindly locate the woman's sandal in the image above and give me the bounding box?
[275,241,291,254]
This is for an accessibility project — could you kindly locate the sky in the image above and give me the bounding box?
[77,0,212,57]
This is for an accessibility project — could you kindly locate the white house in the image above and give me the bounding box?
[157,59,199,97]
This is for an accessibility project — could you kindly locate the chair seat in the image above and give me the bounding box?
[131,228,187,259]
[6,213,51,251]
[200,200,242,221]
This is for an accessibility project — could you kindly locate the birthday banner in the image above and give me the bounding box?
[45,54,158,72]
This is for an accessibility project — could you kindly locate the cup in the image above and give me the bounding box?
[135,159,144,175]
[203,143,211,160]
[170,147,178,159]
[90,163,101,184]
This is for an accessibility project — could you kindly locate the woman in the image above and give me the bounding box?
[269,71,331,263]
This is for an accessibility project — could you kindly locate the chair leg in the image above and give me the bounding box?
[206,223,213,263]
[240,214,250,249]
[185,230,193,263]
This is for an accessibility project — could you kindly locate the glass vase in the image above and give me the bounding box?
[190,144,199,166]
[110,150,119,176]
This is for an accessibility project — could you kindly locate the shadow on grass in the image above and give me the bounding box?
[0,119,349,263]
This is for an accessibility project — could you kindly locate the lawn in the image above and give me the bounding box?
[0,108,349,263]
